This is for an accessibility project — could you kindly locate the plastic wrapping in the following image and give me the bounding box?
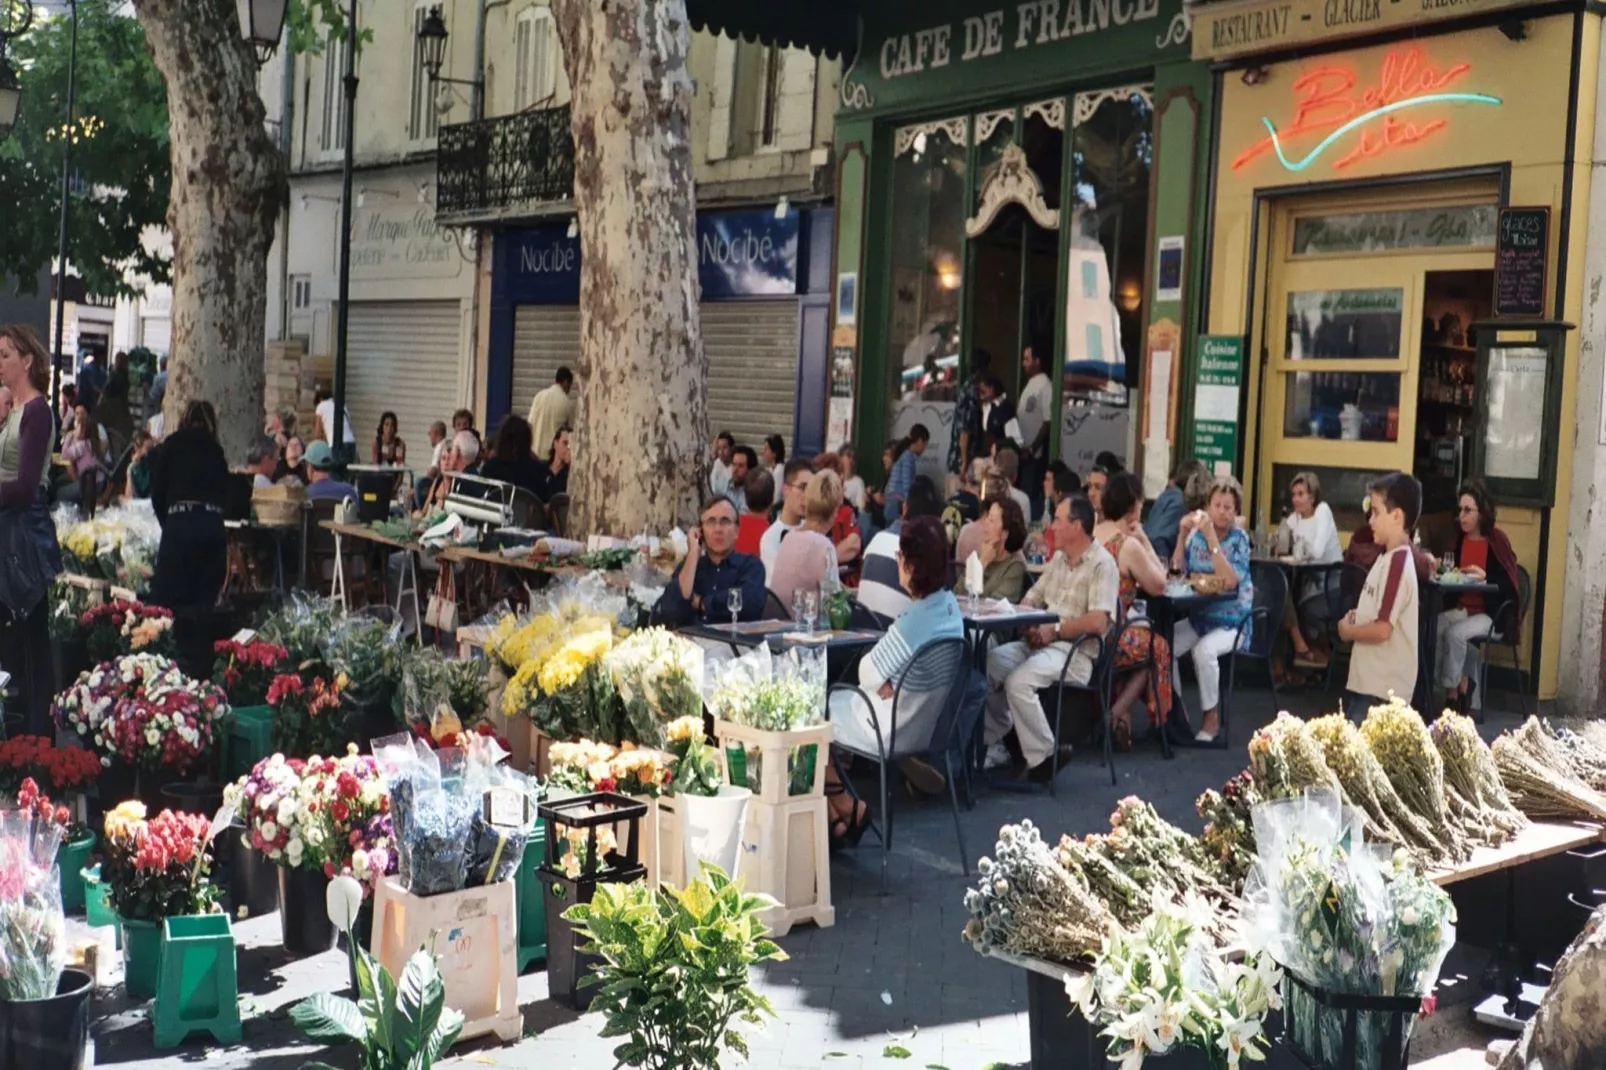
[465,757,542,886]
[0,806,68,1000]
[706,646,826,796]
[1242,788,1457,1070]
[259,591,341,672]
[605,627,704,746]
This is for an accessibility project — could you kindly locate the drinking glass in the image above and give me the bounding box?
[1441,552,1455,575]
[791,589,807,626]
[801,590,820,634]
[726,587,743,629]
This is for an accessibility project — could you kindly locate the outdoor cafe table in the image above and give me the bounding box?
[1149,580,1234,746]
[678,620,884,656]
[1417,571,1501,714]
[318,520,423,634]
[959,600,1060,773]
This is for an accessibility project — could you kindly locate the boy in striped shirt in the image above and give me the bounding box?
[1341,472,1422,723]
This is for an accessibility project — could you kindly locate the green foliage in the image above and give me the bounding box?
[0,0,169,299]
[291,936,464,1070]
[563,865,788,1070]
[285,0,372,55]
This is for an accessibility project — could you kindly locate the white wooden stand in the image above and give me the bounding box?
[738,796,834,936]
[369,877,522,1044]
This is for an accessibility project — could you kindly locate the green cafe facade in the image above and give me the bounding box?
[823,0,1214,496]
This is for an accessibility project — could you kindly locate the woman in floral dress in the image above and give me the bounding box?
[1091,471,1173,749]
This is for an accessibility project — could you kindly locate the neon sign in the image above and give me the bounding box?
[1233,47,1502,173]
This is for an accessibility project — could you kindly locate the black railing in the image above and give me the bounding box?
[436,105,574,217]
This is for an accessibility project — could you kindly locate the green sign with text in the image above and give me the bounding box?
[1192,335,1244,473]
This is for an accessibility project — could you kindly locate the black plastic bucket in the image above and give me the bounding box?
[277,866,337,957]
[0,967,93,1070]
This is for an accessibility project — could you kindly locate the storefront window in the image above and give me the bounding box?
[1283,371,1401,441]
[1286,289,1404,360]
[1061,85,1152,471]
[887,118,968,456]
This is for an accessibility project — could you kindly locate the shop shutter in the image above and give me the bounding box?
[344,301,462,457]
[140,317,170,355]
[512,305,581,424]
[703,299,798,453]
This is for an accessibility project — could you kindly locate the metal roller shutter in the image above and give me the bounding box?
[512,305,581,423]
[703,299,798,453]
[140,317,170,355]
[345,302,462,455]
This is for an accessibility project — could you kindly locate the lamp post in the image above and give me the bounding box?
[0,0,31,143]
[331,0,357,473]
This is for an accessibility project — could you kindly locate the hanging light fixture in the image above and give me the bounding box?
[237,0,289,67]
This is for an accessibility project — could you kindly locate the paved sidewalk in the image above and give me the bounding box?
[94,685,1530,1069]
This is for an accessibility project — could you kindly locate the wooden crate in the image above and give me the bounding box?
[712,720,833,805]
[369,877,521,1045]
[738,796,834,937]
[653,795,685,890]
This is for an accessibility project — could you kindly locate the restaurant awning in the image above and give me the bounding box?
[684,0,862,60]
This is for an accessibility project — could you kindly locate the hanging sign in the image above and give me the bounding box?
[1494,206,1549,318]
[1194,0,1547,61]
[1191,335,1243,475]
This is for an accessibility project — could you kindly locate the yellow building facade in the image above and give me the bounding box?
[1192,6,1600,701]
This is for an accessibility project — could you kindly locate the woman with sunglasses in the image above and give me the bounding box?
[1436,479,1520,714]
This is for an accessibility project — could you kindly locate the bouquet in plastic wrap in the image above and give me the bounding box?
[606,627,704,746]
[375,733,537,895]
[1242,789,1456,1070]
[706,646,826,797]
[496,580,632,743]
[329,612,406,734]
[0,781,69,999]
[114,502,162,593]
[259,592,340,677]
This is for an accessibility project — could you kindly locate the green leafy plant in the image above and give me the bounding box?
[564,865,788,1070]
[291,875,464,1070]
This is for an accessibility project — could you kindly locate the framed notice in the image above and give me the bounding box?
[1494,207,1550,318]
[1470,319,1573,506]
[1191,335,1244,475]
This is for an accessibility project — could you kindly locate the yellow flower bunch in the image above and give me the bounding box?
[537,628,615,696]
[560,823,617,879]
[64,528,97,561]
[103,799,148,845]
[665,715,701,743]
[550,739,618,771]
[610,745,668,787]
[500,658,542,717]
[499,614,561,670]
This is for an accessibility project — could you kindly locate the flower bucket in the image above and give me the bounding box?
[277,867,337,957]
[0,967,93,1070]
[1282,970,1419,1070]
[82,866,118,946]
[56,831,97,913]
[50,638,90,696]
[220,825,279,920]
[678,786,751,880]
[120,917,162,999]
[159,781,225,817]
[513,820,548,972]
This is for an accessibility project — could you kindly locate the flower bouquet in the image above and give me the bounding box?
[1065,891,1282,1070]
[212,638,290,707]
[1242,788,1456,1070]
[501,612,622,742]
[47,576,93,644]
[0,736,101,798]
[664,716,722,798]
[605,628,704,747]
[100,803,219,922]
[226,756,319,872]
[81,600,175,663]
[547,739,673,798]
[259,593,339,678]
[0,785,70,999]
[707,646,827,797]
[962,819,1114,963]
[53,654,226,776]
[393,648,493,730]
[268,671,349,759]
[329,615,406,735]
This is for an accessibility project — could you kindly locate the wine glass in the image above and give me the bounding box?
[801,590,819,634]
[726,587,743,629]
[1441,551,1455,576]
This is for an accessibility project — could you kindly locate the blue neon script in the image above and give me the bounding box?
[1260,92,1503,173]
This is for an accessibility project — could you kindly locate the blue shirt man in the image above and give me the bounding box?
[303,440,357,502]
[653,496,768,627]
[884,423,929,517]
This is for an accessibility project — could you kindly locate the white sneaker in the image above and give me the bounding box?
[984,743,1012,770]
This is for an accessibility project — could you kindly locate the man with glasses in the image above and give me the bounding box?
[653,496,767,627]
[760,456,817,581]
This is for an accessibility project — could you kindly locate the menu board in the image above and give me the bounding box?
[1495,207,1550,318]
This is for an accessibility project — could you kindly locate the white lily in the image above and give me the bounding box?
[325,873,364,932]
[1065,970,1097,1018]
[1217,1015,1264,1067]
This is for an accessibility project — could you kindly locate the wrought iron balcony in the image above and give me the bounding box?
[436,105,574,222]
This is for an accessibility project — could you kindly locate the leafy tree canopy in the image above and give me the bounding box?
[0,0,170,298]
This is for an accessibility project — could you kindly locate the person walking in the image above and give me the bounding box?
[0,325,64,734]
[527,367,575,457]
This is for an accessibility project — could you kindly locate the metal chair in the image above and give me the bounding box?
[508,487,544,530]
[1041,631,1115,791]
[1216,561,1287,750]
[1108,608,1169,762]
[848,602,892,632]
[826,636,970,891]
[1470,564,1532,721]
[763,588,791,620]
[546,493,570,537]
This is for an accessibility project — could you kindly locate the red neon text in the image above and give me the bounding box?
[1233,48,1472,172]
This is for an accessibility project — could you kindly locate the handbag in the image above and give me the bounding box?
[424,565,459,633]
[0,508,55,618]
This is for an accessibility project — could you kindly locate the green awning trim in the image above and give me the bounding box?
[686,0,859,59]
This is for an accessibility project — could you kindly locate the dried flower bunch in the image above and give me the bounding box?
[1307,714,1448,864]
[1493,718,1606,822]
[962,820,1114,962]
[1539,720,1606,791]
[1359,697,1470,862]
[1248,713,1338,801]
[1429,712,1527,843]
[1195,771,1261,893]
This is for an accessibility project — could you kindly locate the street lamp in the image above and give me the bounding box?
[236,0,289,66]
[0,55,20,142]
[415,5,481,117]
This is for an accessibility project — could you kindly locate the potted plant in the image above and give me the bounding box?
[0,788,94,1070]
[211,637,289,708]
[100,803,220,999]
[289,874,464,1069]
[665,717,750,881]
[563,865,786,1069]
[266,671,348,760]
[47,577,93,696]
[329,616,405,746]
[80,600,176,664]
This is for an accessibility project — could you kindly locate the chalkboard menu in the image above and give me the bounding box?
[1495,206,1550,318]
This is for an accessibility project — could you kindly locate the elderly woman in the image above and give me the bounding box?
[954,493,1027,603]
[1438,479,1520,713]
[770,468,845,607]
[1093,471,1172,748]
[826,516,963,844]
[1277,470,1342,670]
[1171,474,1254,743]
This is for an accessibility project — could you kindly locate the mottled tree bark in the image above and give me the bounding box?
[132,0,284,463]
[551,0,707,536]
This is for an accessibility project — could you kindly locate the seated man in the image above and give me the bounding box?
[984,494,1119,781]
[653,496,767,628]
[304,441,356,502]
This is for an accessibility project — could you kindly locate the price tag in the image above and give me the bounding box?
[484,787,526,829]
[230,628,257,645]
[208,803,236,844]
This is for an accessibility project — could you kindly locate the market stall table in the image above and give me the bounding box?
[1418,572,1501,713]
[318,521,423,634]
[223,519,294,595]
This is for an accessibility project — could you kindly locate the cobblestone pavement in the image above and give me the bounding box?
[95,684,1531,1069]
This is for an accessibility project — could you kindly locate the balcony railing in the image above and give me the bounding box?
[436,106,574,220]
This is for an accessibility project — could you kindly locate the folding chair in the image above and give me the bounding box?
[826,637,970,891]
[1470,564,1532,721]
[1040,631,1114,791]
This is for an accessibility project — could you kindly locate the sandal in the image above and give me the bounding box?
[825,783,871,850]
[1110,717,1133,753]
